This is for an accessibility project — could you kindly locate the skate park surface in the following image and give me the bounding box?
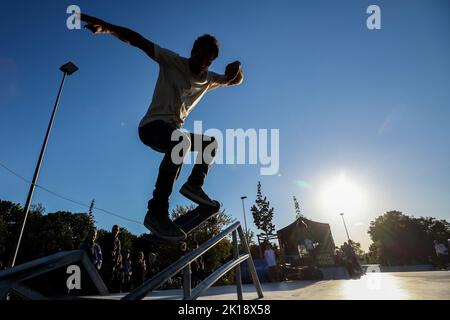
[88,271,450,300]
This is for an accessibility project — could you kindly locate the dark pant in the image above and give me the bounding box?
[138,120,217,211]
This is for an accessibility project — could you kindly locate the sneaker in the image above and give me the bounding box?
[179,182,218,208]
[144,212,186,241]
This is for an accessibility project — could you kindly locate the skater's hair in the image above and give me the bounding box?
[191,34,220,59]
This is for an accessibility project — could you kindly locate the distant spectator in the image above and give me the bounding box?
[43,239,59,256]
[79,229,103,270]
[148,252,157,267]
[132,251,147,288]
[347,240,362,274]
[110,253,125,293]
[191,242,205,287]
[334,248,345,266]
[63,236,75,251]
[434,240,449,270]
[304,238,318,266]
[179,241,187,255]
[123,249,133,291]
[304,238,314,251]
[147,252,158,279]
[341,242,355,277]
[106,225,122,261]
[177,242,189,285]
[102,225,122,290]
[264,243,278,282]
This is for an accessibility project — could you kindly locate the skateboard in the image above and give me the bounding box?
[143,200,221,242]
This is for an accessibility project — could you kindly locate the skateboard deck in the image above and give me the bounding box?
[144,200,221,242]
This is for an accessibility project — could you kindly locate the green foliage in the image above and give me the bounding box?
[0,200,96,264]
[88,199,96,225]
[340,241,365,258]
[0,200,23,228]
[250,181,276,241]
[0,198,245,286]
[244,229,255,246]
[368,210,450,265]
[118,227,137,252]
[0,215,8,261]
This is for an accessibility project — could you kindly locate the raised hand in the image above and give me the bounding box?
[78,13,110,34]
[225,61,242,82]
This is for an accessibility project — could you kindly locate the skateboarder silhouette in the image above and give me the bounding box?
[80,14,243,241]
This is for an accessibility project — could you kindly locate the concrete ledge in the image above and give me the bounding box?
[379,264,434,272]
[319,267,349,280]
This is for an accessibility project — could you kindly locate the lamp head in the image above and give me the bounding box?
[60,62,79,75]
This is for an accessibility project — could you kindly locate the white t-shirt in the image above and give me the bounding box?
[435,243,448,255]
[139,45,229,129]
[264,248,277,267]
[304,239,314,251]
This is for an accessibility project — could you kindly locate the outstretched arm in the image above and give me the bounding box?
[209,61,244,90]
[79,13,155,60]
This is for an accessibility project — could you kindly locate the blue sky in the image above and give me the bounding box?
[1,0,449,251]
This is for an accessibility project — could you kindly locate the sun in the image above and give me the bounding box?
[318,172,366,217]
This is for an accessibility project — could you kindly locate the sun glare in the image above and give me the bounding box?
[318,172,367,217]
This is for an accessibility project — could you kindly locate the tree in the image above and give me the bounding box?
[0,200,98,264]
[88,199,96,225]
[0,215,8,263]
[118,227,137,252]
[293,196,303,219]
[0,200,45,263]
[250,181,276,242]
[340,241,365,258]
[0,198,254,287]
[0,200,24,263]
[244,229,256,246]
[367,242,381,264]
[368,210,450,266]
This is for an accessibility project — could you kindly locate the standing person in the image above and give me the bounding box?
[190,242,205,287]
[342,242,355,278]
[79,14,243,241]
[347,240,362,275]
[42,238,59,257]
[147,252,158,279]
[122,249,133,291]
[264,243,278,282]
[334,248,345,266]
[110,253,125,293]
[63,236,75,251]
[304,237,317,266]
[102,225,122,290]
[79,229,103,271]
[434,240,449,270]
[132,251,147,288]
